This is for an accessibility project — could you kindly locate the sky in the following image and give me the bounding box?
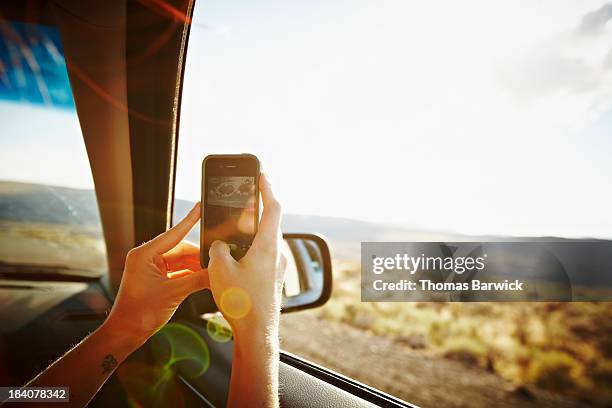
[176,0,612,238]
[1,0,611,238]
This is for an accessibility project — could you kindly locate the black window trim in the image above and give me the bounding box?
[280,350,418,408]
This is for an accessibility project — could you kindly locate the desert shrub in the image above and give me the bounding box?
[525,350,584,393]
[442,337,489,368]
[585,360,612,405]
[344,304,378,330]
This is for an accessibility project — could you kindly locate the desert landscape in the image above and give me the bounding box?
[280,259,612,407]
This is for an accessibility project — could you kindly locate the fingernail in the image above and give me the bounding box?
[192,201,201,215]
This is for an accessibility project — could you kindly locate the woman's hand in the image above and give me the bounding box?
[206,173,286,408]
[207,173,286,341]
[106,203,210,345]
[26,203,210,407]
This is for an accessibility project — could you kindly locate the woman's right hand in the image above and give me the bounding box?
[206,173,286,408]
[206,173,287,341]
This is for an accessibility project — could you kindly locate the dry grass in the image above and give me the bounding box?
[313,260,612,406]
[0,221,106,273]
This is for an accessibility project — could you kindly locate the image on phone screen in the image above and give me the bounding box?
[201,156,259,266]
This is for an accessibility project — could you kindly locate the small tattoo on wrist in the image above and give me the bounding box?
[102,354,118,374]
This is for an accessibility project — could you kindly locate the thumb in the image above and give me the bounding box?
[209,240,236,268]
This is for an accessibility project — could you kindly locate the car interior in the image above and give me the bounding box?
[0,1,413,406]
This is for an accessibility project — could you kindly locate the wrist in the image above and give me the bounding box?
[100,316,151,352]
[232,299,281,334]
[231,312,279,345]
[230,317,280,408]
[233,321,279,356]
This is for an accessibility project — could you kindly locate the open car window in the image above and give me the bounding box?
[0,20,106,276]
[174,1,611,406]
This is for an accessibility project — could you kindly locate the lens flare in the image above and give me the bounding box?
[115,361,184,407]
[206,314,233,343]
[150,323,210,379]
[219,287,252,319]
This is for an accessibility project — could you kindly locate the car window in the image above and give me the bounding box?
[0,20,106,276]
[175,1,612,406]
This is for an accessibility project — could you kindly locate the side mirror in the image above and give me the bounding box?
[281,233,333,313]
[185,233,333,315]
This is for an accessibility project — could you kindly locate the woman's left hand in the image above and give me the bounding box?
[106,202,209,344]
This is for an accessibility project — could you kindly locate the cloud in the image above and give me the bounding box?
[606,48,612,68]
[498,51,596,99]
[576,3,612,35]
[497,2,612,120]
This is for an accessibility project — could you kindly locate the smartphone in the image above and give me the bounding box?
[200,154,260,267]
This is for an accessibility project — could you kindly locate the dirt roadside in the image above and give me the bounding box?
[280,313,589,408]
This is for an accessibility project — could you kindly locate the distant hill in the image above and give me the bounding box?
[2,181,611,287]
[173,198,466,259]
[1,180,453,258]
[0,180,101,226]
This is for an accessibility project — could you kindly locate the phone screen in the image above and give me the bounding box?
[201,155,259,266]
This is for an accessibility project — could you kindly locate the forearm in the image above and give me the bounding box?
[229,327,280,408]
[26,319,146,408]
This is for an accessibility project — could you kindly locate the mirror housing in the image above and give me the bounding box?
[281,233,333,313]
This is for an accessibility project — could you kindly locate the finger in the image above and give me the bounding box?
[144,202,201,254]
[252,173,282,248]
[163,241,200,270]
[167,269,195,279]
[168,269,210,296]
[165,257,202,273]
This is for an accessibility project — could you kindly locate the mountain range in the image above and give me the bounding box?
[1,180,611,288]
